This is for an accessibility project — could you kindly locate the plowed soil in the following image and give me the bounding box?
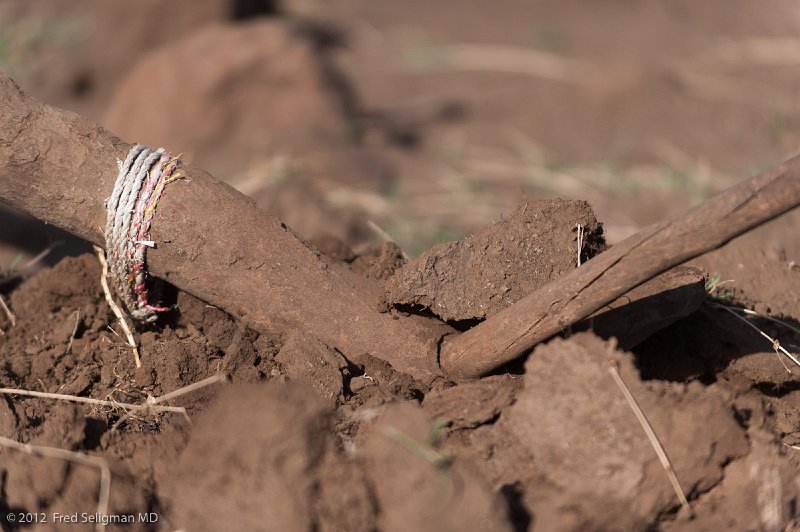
[1,230,799,531]
[2,1,800,531]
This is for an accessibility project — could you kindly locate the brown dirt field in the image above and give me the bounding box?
[1,235,799,530]
[3,1,800,531]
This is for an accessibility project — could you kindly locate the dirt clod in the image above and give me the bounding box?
[361,401,513,532]
[104,20,360,183]
[351,241,408,281]
[386,199,604,322]
[506,333,749,529]
[166,383,376,532]
[275,332,348,404]
[422,375,522,430]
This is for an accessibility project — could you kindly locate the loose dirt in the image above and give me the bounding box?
[1,230,799,530]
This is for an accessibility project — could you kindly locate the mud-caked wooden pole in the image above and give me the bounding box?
[0,73,445,382]
[441,155,800,379]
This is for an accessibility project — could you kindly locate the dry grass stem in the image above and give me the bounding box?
[0,242,63,289]
[576,223,584,267]
[382,425,450,469]
[707,302,800,369]
[0,386,185,415]
[93,245,141,368]
[774,351,793,374]
[0,435,110,532]
[21,241,63,271]
[739,308,800,335]
[111,373,227,430]
[66,309,81,354]
[433,44,587,82]
[150,374,227,405]
[0,375,225,431]
[0,293,15,327]
[608,363,692,514]
[689,38,800,70]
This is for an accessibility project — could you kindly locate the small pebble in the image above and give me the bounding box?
[349,376,366,392]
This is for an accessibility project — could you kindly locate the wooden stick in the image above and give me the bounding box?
[0,72,445,383]
[2,70,798,383]
[441,154,800,379]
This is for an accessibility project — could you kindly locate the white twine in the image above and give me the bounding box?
[104,144,179,323]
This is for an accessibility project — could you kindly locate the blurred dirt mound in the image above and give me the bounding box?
[279,0,800,176]
[0,0,234,118]
[386,199,604,321]
[254,175,377,250]
[166,383,376,532]
[168,384,514,532]
[359,401,513,532]
[104,20,377,184]
[666,430,800,531]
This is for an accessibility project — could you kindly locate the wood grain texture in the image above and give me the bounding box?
[0,72,446,383]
